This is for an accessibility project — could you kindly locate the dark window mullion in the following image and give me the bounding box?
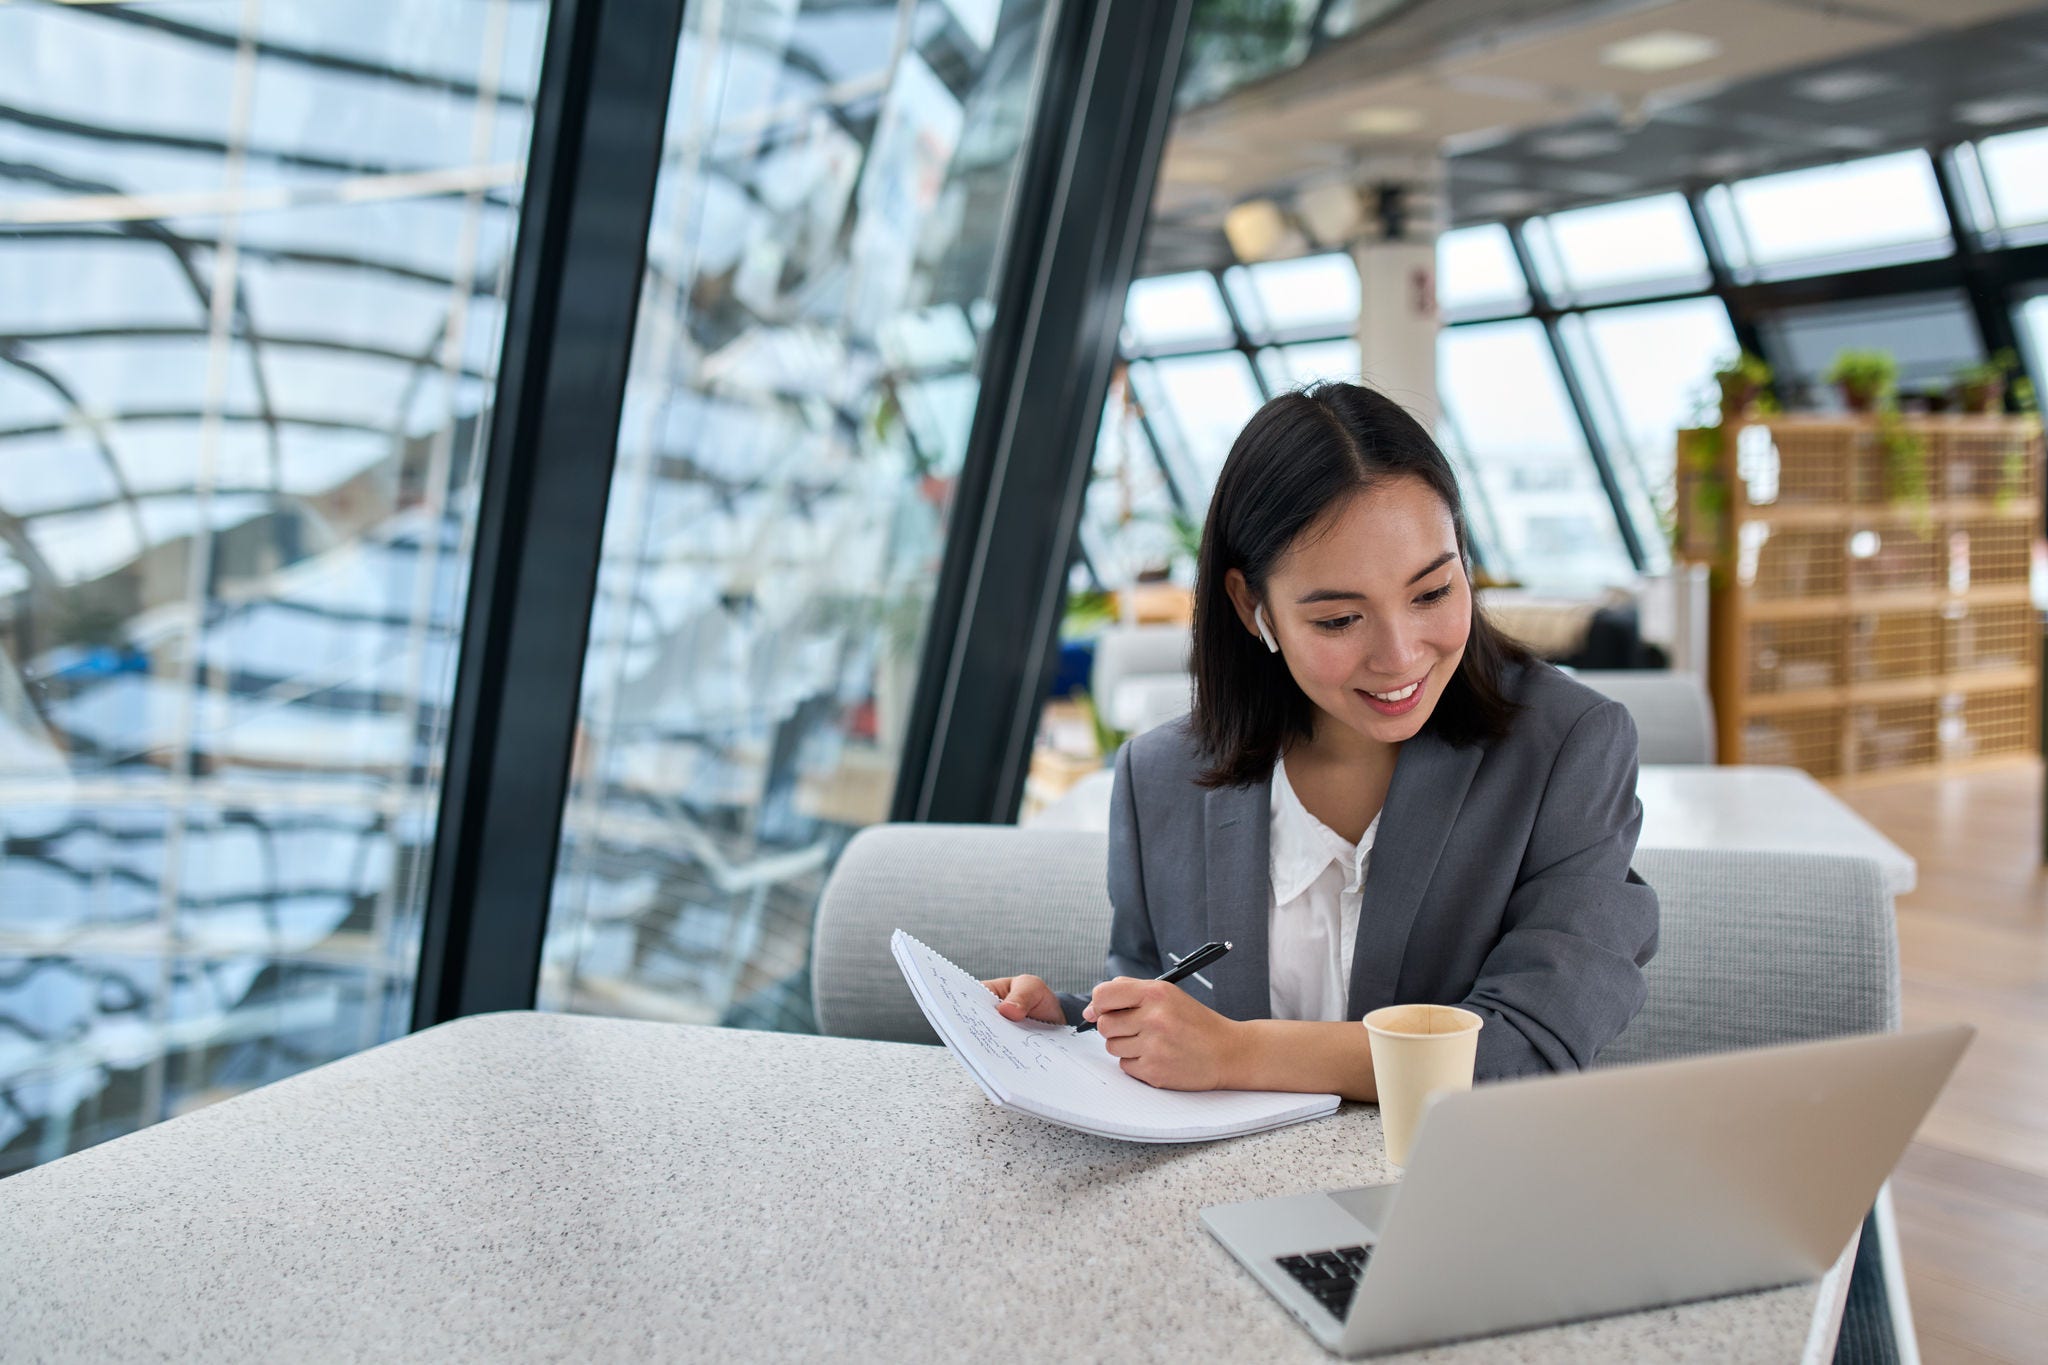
[1210,264,1273,398]
[1931,144,2023,362]
[894,0,1194,826]
[1685,188,1772,373]
[412,0,686,1028]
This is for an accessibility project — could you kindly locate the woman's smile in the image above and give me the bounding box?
[1357,672,1430,716]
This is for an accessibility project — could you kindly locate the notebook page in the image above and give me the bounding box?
[892,930,1338,1142]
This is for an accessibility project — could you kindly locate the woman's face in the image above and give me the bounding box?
[1236,476,1472,749]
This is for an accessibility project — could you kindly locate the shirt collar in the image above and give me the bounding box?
[1270,754,1380,903]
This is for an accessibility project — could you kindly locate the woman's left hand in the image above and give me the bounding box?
[1083,978,1245,1090]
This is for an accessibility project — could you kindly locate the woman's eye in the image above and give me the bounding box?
[1415,583,1454,606]
[1312,615,1359,632]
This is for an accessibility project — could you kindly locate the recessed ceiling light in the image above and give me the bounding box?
[1816,125,1885,151]
[1533,129,1626,161]
[1468,189,1545,218]
[1956,93,2048,126]
[1224,199,1291,262]
[1793,70,1898,105]
[1345,106,1427,136]
[1694,150,1752,180]
[1562,170,1634,196]
[1599,30,1722,74]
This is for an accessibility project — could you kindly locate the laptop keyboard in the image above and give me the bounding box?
[1276,1245,1373,1319]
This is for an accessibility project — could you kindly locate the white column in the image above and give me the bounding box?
[1343,154,1445,431]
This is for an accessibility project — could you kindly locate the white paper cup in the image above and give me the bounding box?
[1364,1004,1484,1171]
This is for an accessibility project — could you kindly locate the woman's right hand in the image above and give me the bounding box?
[981,974,1067,1025]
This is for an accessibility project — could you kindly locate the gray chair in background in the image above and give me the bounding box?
[1088,624,1192,733]
[811,824,1114,1045]
[1573,668,1718,765]
[812,826,1912,1363]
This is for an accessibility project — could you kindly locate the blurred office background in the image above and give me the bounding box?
[4,0,2045,1296]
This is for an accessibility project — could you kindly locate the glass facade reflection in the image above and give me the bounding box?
[0,1,547,1175]
[537,0,1058,1030]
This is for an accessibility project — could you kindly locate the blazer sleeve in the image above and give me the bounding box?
[1057,739,1166,1025]
[1461,699,1659,1080]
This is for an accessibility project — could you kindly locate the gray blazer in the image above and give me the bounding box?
[1058,661,1659,1081]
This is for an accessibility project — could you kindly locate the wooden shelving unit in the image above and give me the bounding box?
[1675,414,2043,783]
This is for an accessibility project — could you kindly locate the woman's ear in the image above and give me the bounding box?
[1222,568,1264,646]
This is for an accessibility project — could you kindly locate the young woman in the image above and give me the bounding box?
[984,382,1657,1101]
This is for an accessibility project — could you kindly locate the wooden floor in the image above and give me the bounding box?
[1834,761,2048,1365]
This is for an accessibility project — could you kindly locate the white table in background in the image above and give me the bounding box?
[0,1013,1854,1363]
[1634,765,1915,894]
[1030,763,1917,896]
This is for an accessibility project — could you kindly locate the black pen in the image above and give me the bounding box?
[1074,940,1233,1033]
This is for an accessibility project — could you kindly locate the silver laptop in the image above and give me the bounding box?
[1202,1024,1971,1358]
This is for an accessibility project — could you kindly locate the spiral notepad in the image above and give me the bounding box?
[891,929,1340,1143]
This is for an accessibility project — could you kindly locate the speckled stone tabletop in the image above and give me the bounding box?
[0,1013,1848,1363]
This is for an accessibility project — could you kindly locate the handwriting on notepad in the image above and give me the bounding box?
[960,1012,1032,1071]
[924,947,1113,1083]
[927,950,1039,1072]
[1017,1029,1118,1088]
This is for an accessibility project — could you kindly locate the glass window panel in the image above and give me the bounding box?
[897,374,981,472]
[0,121,225,204]
[1728,151,1953,278]
[0,433,125,518]
[1437,320,1634,591]
[1941,143,1998,243]
[227,197,518,283]
[0,7,238,147]
[541,0,1063,1035]
[1701,184,1751,274]
[1561,298,1737,573]
[1122,270,1234,352]
[5,337,261,420]
[1079,367,1186,592]
[254,4,547,93]
[1977,124,2048,235]
[0,364,79,432]
[1175,0,1316,108]
[2015,293,2048,395]
[879,306,977,371]
[1760,291,1983,404]
[244,57,487,181]
[0,1,547,1177]
[1128,350,1265,493]
[0,240,212,332]
[236,258,460,357]
[1221,253,1359,342]
[1436,224,1528,317]
[1255,339,1360,392]
[1534,193,1709,301]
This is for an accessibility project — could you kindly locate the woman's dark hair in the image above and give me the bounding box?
[1190,381,1531,787]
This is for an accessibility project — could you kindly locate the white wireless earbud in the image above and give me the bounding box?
[1254,603,1279,654]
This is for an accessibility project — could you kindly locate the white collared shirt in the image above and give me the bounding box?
[1267,755,1381,1022]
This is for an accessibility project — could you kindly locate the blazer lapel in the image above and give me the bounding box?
[1204,780,1272,1021]
[1346,731,1483,1019]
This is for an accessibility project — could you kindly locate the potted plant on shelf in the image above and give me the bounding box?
[1876,407,1932,533]
[1712,351,1772,420]
[1826,349,1897,413]
[1951,349,2020,415]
